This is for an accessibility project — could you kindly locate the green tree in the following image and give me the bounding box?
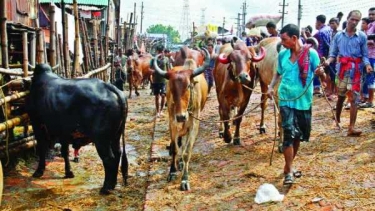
[146,24,181,43]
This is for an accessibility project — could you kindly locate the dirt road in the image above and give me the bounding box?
[1,86,375,210]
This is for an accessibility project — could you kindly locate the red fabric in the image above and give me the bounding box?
[339,57,362,91]
[297,45,311,87]
[92,11,101,17]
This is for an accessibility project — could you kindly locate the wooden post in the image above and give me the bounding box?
[36,29,45,63]
[93,20,99,68]
[58,34,65,77]
[22,31,28,78]
[49,5,56,68]
[72,0,80,78]
[30,32,36,68]
[82,20,93,70]
[79,19,88,74]
[64,13,70,78]
[104,0,110,61]
[55,24,62,76]
[0,0,8,68]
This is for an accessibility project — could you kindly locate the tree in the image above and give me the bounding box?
[146,24,181,43]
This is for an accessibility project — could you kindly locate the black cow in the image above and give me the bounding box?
[26,64,128,195]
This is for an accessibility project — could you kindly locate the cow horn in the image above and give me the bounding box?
[153,54,168,78]
[192,48,210,77]
[251,46,266,62]
[218,53,231,64]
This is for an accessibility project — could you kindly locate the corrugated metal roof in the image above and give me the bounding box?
[39,0,108,7]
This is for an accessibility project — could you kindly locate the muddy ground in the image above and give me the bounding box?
[1,85,375,211]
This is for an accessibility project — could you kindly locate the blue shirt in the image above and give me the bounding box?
[329,30,370,66]
[277,48,320,110]
[313,25,332,58]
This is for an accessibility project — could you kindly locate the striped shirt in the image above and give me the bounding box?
[329,30,370,66]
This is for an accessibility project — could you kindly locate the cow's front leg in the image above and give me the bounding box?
[168,130,179,182]
[61,142,74,178]
[180,122,198,191]
[219,105,232,143]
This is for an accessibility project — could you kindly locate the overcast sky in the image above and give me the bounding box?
[121,0,374,38]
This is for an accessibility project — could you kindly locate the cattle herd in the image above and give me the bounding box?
[26,38,285,194]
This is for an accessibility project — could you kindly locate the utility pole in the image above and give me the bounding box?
[297,0,302,29]
[237,13,241,37]
[140,2,144,34]
[279,0,288,28]
[241,1,248,33]
[222,17,225,37]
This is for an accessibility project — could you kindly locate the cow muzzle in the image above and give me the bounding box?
[176,114,187,122]
[238,72,251,84]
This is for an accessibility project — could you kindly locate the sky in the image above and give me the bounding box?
[121,0,374,40]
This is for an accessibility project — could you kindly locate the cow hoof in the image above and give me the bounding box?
[233,138,241,145]
[136,92,140,96]
[64,171,75,178]
[224,134,232,143]
[167,172,178,182]
[99,188,112,195]
[32,170,44,178]
[219,131,224,138]
[259,127,266,134]
[73,157,79,163]
[180,180,190,191]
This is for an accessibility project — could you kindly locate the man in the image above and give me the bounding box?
[324,10,372,136]
[266,21,279,37]
[267,24,322,185]
[313,15,332,95]
[359,8,375,108]
[150,45,170,117]
[205,43,218,94]
[359,17,371,106]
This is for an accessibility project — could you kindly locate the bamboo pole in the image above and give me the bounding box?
[93,20,99,68]
[49,5,56,69]
[0,113,29,133]
[1,0,9,68]
[30,32,36,67]
[64,13,70,78]
[36,29,45,63]
[58,34,65,77]
[0,68,33,76]
[79,63,110,78]
[105,0,110,62]
[22,31,29,78]
[0,139,36,159]
[0,135,35,152]
[55,23,61,75]
[79,18,89,74]
[0,91,29,106]
[72,0,80,78]
[82,20,93,70]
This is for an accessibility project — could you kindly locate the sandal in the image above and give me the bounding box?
[293,170,302,178]
[283,173,294,185]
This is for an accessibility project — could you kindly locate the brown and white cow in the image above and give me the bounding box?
[214,40,266,145]
[153,48,210,191]
[170,46,205,67]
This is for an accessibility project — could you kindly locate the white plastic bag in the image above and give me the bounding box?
[254,183,284,204]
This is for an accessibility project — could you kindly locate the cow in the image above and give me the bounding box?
[133,53,154,89]
[26,64,128,195]
[214,40,266,145]
[153,48,210,191]
[125,50,143,98]
[170,46,205,67]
